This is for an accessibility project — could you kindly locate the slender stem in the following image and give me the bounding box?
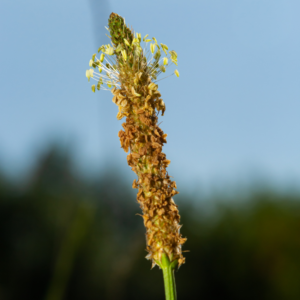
[159,253,178,300]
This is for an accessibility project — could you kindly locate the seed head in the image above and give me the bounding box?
[86,12,186,268]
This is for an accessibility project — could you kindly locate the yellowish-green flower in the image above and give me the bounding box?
[124,38,130,46]
[121,49,127,61]
[85,69,94,81]
[85,15,180,92]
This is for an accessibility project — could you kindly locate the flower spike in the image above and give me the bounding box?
[85,13,186,271]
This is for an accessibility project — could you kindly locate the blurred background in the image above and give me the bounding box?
[0,0,300,299]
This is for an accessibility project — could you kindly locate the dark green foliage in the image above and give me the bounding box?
[0,146,300,300]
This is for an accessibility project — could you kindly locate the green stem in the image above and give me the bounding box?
[158,253,178,300]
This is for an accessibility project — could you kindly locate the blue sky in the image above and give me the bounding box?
[0,0,299,192]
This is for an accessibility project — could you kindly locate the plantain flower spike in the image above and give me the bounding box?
[86,12,186,268]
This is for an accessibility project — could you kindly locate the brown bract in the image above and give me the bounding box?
[111,68,186,268]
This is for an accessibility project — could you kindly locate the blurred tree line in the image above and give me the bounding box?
[0,146,300,300]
